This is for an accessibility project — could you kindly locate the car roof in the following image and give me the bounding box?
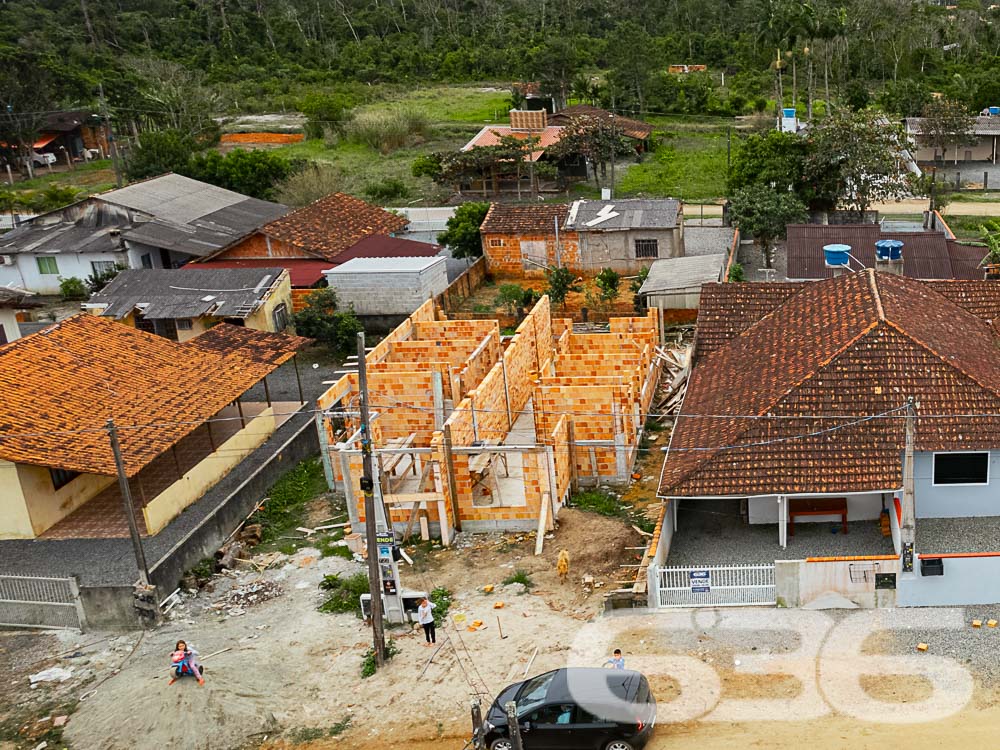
[546,668,644,703]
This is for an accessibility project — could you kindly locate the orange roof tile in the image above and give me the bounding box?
[461,126,565,161]
[660,271,1000,498]
[261,193,409,262]
[0,315,309,477]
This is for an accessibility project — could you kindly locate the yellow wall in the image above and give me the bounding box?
[244,269,294,333]
[142,407,277,534]
[0,460,34,539]
[3,464,115,539]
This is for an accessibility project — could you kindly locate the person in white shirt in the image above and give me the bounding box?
[417,597,436,646]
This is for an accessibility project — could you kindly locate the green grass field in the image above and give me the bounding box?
[6,159,117,198]
[618,128,728,201]
[357,85,512,124]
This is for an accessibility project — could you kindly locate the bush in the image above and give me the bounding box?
[182,148,297,201]
[502,569,534,590]
[363,177,409,204]
[318,572,371,614]
[361,639,400,678]
[430,586,452,626]
[438,202,489,260]
[344,108,430,153]
[86,263,126,294]
[495,283,526,314]
[125,129,197,181]
[727,262,745,282]
[276,163,344,207]
[256,458,328,543]
[293,287,365,355]
[59,277,87,301]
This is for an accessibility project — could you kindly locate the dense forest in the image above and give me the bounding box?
[4,0,1000,123]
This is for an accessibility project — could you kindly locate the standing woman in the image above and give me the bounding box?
[417,597,436,646]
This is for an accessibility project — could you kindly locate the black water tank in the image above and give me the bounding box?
[921,557,944,577]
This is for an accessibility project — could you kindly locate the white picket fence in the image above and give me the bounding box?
[654,563,776,608]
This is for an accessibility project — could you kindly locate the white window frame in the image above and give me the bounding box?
[91,260,117,276]
[36,256,59,275]
[931,450,990,487]
[175,318,193,331]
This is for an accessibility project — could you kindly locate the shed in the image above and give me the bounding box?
[638,253,727,310]
[323,256,449,317]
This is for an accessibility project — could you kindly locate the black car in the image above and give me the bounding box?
[482,667,656,750]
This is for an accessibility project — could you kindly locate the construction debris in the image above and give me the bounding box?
[916,642,929,652]
[990,620,998,628]
[973,619,983,628]
[653,344,693,422]
[225,580,283,611]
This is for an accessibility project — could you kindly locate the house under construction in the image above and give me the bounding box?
[316,296,661,542]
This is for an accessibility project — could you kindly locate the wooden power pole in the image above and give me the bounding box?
[107,419,150,585]
[901,397,916,572]
[357,332,387,669]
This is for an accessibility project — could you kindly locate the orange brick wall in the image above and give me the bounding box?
[211,233,312,260]
[482,231,581,277]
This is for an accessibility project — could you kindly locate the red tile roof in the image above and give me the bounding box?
[0,315,308,477]
[659,271,1000,498]
[261,193,409,262]
[786,224,984,280]
[480,203,570,235]
[461,126,564,161]
[549,105,654,140]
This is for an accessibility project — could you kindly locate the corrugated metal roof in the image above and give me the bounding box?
[190,258,332,287]
[785,224,981,280]
[89,267,285,320]
[907,115,1000,136]
[564,199,680,231]
[638,254,727,294]
[324,256,447,274]
[101,174,251,225]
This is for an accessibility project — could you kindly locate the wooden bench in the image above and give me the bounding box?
[789,497,848,536]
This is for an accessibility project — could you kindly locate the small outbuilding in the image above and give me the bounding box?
[323,256,449,326]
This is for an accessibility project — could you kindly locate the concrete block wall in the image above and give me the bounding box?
[459,333,503,400]
[414,319,499,342]
[388,339,480,364]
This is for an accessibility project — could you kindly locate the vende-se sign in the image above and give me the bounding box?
[690,570,711,593]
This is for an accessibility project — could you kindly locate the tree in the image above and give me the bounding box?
[125,129,197,181]
[805,110,911,217]
[86,263,126,294]
[728,130,837,209]
[495,284,526,314]
[182,149,296,201]
[727,186,808,268]
[548,115,632,188]
[919,98,976,166]
[528,37,584,110]
[437,202,489,260]
[594,268,622,307]
[292,288,364,355]
[879,80,931,118]
[606,21,659,112]
[0,47,60,180]
[545,266,582,309]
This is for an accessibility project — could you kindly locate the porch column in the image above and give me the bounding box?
[206,420,216,451]
[263,376,272,407]
[293,354,304,404]
[777,495,788,549]
[171,444,183,481]
[236,398,246,428]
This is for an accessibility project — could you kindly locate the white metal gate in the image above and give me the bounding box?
[655,563,776,608]
[0,575,85,629]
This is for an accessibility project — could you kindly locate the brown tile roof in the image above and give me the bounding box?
[480,203,570,235]
[0,315,308,477]
[461,126,564,161]
[659,271,1000,498]
[786,224,984,280]
[261,193,409,262]
[694,282,801,359]
[549,105,654,140]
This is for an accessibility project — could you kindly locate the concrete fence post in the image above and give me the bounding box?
[69,576,88,632]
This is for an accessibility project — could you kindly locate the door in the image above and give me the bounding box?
[520,240,548,271]
[520,703,576,749]
[570,707,618,750]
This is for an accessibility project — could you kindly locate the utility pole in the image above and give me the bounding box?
[901,397,916,573]
[357,332,387,669]
[107,419,150,586]
[727,126,732,171]
[505,702,524,750]
[98,83,123,188]
[609,113,616,199]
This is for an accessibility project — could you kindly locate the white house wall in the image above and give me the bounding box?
[14,251,129,295]
[0,309,20,342]
[747,493,884,524]
[897,555,1000,606]
[913,450,1000,518]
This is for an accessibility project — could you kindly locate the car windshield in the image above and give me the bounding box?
[516,671,556,714]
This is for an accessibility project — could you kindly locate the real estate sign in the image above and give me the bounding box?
[690,570,711,593]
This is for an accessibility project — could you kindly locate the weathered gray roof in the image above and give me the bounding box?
[906,115,1000,137]
[88,267,286,320]
[0,175,287,258]
[564,199,681,231]
[638,254,727,294]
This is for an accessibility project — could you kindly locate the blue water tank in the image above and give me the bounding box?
[782,108,796,118]
[990,106,1000,116]
[875,239,904,261]
[823,244,851,267]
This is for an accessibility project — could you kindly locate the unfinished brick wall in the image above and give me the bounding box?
[435,257,488,312]
[210,233,310,260]
[482,232,581,277]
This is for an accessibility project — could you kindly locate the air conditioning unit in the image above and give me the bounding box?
[0,255,14,266]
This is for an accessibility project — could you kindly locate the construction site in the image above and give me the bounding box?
[316,295,662,546]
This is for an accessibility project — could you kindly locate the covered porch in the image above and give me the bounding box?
[40,400,302,540]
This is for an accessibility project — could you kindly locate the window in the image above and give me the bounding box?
[140,253,153,269]
[933,452,989,485]
[49,467,80,491]
[176,318,193,331]
[489,238,505,247]
[634,239,659,259]
[91,260,116,276]
[516,671,556,714]
[272,302,289,331]
[527,704,574,725]
[36,256,59,275]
